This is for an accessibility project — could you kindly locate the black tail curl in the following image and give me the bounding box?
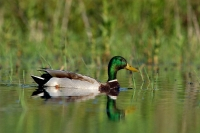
[31,73,52,86]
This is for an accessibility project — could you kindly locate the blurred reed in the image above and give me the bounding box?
[0,0,199,73]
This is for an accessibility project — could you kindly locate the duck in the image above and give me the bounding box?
[31,56,138,92]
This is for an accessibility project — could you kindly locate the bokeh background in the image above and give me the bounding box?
[0,0,200,72]
[1,1,200,133]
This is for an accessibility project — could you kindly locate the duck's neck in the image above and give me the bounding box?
[108,66,117,81]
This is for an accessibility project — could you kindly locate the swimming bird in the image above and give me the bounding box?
[31,56,138,91]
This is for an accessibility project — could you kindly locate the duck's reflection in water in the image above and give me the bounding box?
[107,95,125,121]
[106,88,135,121]
[31,86,100,102]
[31,86,135,121]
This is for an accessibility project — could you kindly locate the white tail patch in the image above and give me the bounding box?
[31,75,45,80]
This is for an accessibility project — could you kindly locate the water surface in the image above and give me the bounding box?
[0,67,200,133]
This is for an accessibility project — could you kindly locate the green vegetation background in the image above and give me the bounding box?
[0,0,200,72]
[1,2,200,133]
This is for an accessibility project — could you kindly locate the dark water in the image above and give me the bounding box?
[1,68,200,133]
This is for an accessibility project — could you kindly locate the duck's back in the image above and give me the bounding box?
[43,69,101,89]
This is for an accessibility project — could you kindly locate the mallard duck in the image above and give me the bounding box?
[31,56,138,91]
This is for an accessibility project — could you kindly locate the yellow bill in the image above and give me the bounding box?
[125,63,138,72]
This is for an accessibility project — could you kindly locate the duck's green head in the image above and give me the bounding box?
[107,56,138,81]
